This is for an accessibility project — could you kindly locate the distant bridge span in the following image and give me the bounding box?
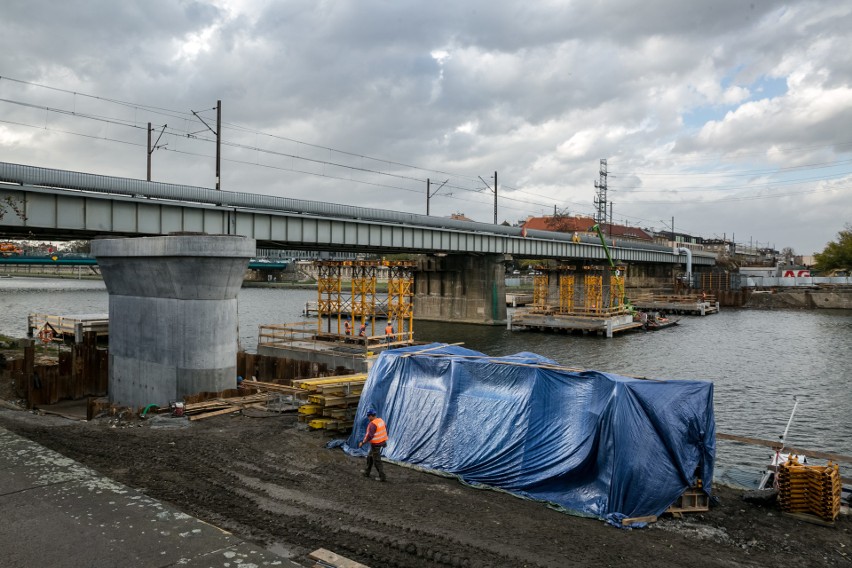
[0,162,715,267]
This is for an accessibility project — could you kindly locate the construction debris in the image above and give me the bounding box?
[183,393,274,421]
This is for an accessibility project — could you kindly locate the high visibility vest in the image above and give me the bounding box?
[385,325,393,335]
[369,417,388,445]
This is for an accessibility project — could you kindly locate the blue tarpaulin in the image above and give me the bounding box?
[345,343,715,526]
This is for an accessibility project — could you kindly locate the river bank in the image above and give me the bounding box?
[744,287,852,310]
[0,406,849,568]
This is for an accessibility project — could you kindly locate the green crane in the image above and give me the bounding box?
[589,224,634,314]
[589,224,615,268]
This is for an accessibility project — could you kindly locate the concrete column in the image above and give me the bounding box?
[414,254,507,325]
[92,235,255,408]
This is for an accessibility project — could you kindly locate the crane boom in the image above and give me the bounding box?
[589,224,614,268]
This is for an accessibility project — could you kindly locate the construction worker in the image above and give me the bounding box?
[384,321,394,346]
[344,319,351,335]
[358,322,367,337]
[358,408,388,481]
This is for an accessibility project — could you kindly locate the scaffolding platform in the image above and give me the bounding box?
[509,312,643,338]
[27,313,109,343]
[630,293,719,315]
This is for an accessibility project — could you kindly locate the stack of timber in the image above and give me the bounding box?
[293,374,367,431]
[778,458,842,524]
[183,392,274,421]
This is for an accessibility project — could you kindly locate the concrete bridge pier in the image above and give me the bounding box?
[92,235,255,409]
[414,254,508,325]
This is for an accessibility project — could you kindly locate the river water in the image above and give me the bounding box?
[2,276,850,487]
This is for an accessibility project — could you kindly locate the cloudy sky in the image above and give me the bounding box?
[2,0,851,254]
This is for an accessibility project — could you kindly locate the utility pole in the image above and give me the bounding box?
[216,99,221,190]
[493,171,497,224]
[191,100,222,190]
[478,171,498,224]
[426,178,449,216]
[593,159,608,225]
[147,122,168,181]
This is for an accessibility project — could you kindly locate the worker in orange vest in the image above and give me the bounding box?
[343,319,351,335]
[358,408,388,481]
[384,321,394,346]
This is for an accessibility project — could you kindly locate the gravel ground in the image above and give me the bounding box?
[0,406,849,568]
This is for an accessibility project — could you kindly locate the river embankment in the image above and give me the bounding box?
[744,287,852,310]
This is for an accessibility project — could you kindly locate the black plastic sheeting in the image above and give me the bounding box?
[344,344,715,526]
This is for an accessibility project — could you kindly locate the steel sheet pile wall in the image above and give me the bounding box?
[346,344,715,526]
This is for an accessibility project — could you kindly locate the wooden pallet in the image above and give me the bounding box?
[666,488,709,513]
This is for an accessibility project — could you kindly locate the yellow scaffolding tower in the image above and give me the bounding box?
[316,262,342,334]
[610,266,626,312]
[386,261,415,342]
[350,262,377,335]
[584,273,603,314]
[558,274,575,314]
[532,274,549,312]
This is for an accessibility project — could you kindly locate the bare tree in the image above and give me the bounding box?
[0,196,26,222]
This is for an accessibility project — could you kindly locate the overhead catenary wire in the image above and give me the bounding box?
[2,73,850,228]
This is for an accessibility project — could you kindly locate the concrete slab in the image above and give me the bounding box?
[0,425,297,568]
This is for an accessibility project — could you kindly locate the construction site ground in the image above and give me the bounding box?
[0,406,849,568]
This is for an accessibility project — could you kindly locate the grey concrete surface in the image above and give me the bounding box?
[0,425,297,568]
[92,235,255,408]
[415,253,508,325]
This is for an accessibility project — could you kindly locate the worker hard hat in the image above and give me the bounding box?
[366,408,376,416]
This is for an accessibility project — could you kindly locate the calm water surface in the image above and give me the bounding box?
[2,277,850,485]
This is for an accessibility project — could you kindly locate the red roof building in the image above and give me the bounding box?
[521,216,653,242]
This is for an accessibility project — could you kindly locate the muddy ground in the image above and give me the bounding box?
[0,406,849,568]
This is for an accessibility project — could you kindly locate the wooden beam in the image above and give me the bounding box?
[717,432,852,464]
[308,548,370,568]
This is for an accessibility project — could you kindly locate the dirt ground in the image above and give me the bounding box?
[0,405,849,568]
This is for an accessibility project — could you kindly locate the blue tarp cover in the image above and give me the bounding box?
[345,344,715,526]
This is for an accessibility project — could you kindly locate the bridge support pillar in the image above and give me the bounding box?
[92,235,255,408]
[414,254,507,325]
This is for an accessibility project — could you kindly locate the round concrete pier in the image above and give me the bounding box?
[92,235,255,408]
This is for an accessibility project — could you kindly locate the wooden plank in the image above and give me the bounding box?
[717,432,852,464]
[188,406,242,421]
[621,515,657,527]
[308,548,370,568]
[781,511,836,527]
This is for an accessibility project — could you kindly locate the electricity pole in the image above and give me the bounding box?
[216,100,221,190]
[147,122,167,181]
[191,100,222,190]
[479,171,498,224]
[426,178,449,216]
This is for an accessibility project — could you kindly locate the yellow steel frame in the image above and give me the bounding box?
[350,262,377,333]
[316,263,342,334]
[584,273,603,314]
[558,274,575,314]
[532,274,549,311]
[609,266,626,313]
[386,262,415,341]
